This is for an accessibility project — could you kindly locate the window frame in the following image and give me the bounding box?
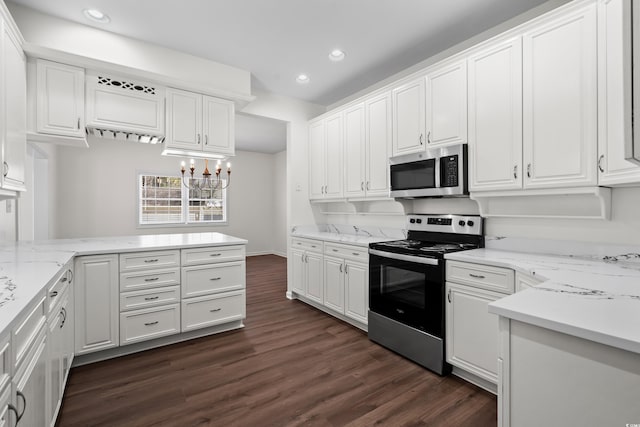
[137,172,228,228]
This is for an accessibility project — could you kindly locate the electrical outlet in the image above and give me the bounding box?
[5,200,11,214]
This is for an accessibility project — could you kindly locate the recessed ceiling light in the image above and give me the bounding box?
[296,74,310,84]
[83,8,110,23]
[329,49,345,62]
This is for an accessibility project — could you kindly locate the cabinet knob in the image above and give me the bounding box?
[205,135,208,145]
[77,117,81,130]
[3,162,8,178]
[447,289,452,303]
[366,181,370,191]
[197,134,201,144]
[361,181,364,191]
[513,165,518,179]
[419,133,424,145]
[427,131,431,144]
[526,163,531,178]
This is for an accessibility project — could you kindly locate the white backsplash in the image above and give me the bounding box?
[292,224,406,239]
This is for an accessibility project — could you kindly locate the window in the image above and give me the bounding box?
[139,174,227,225]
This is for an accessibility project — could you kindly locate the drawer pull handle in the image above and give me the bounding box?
[469,273,486,279]
[61,277,68,283]
[352,252,360,256]
[50,291,58,298]
[210,277,222,281]
[144,259,159,263]
[144,296,159,301]
[210,308,222,312]
[144,277,160,282]
[210,253,222,257]
[144,321,159,326]
[332,249,338,252]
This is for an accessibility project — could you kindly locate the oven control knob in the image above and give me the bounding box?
[458,220,466,226]
[409,219,416,224]
[467,220,475,227]
[416,219,422,224]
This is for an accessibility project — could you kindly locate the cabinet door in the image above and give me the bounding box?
[36,60,84,138]
[308,120,325,200]
[344,104,366,198]
[75,255,119,354]
[166,88,202,150]
[14,331,47,427]
[324,113,344,198]
[344,261,368,324]
[2,23,26,192]
[426,60,467,147]
[365,92,392,198]
[61,287,74,386]
[323,257,344,313]
[203,96,234,156]
[468,37,523,191]
[305,252,324,304]
[523,5,597,189]
[446,282,503,384]
[290,249,306,295]
[597,0,640,185]
[392,78,426,156]
[47,308,63,425]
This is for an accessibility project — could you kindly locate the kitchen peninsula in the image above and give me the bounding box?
[0,232,247,426]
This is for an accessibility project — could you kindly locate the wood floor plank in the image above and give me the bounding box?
[57,254,496,427]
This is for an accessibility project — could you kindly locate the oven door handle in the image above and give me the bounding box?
[369,249,440,266]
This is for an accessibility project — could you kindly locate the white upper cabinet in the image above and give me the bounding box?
[365,91,392,198]
[392,77,426,156]
[165,87,234,157]
[468,37,523,191]
[36,59,85,138]
[344,103,366,198]
[1,16,26,193]
[597,0,640,185]
[309,113,344,200]
[522,3,598,189]
[425,59,467,147]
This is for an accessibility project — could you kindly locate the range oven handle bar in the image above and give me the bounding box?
[369,249,439,266]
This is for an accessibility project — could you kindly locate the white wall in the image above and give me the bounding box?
[54,136,279,255]
[273,150,287,257]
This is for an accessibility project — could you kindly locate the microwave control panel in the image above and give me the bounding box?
[440,155,459,187]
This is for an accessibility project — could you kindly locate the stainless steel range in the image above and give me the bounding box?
[368,214,483,375]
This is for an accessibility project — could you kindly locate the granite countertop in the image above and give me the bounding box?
[445,248,640,354]
[0,232,247,337]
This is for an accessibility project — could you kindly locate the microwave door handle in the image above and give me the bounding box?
[434,156,441,189]
[369,249,439,266]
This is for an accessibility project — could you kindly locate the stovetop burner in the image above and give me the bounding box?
[369,214,484,259]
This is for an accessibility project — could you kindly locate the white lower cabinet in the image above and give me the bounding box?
[14,327,47,427]
[290,238,324,303]
[446,260,515,390]
[180,246,246,333]
[47,283,73,426]
[75,254,119,354]
[120,304,181,345]
[182,291,245,332]
[322,243,369,325]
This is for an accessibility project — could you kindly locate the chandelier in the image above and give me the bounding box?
[180,159,231,191]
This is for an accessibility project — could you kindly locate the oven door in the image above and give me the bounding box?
[369,250,444,338]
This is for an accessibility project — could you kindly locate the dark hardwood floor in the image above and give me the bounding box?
[58,255,496,427]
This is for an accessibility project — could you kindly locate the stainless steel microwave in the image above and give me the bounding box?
[389,144,468,198]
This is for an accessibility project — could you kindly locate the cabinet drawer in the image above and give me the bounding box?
[120,304,180,346]
[47,266,71,313]
[13,296,46,369]
[0,384,9,427]
[446,260,514,293]
[119,250,180,272]
[324,243,368,262]
[182,262,245,298]
[120,267,180,292]
[291,238,323,253]
[182,291,245,332]
[181,245,245,266]
[120,286,181,311]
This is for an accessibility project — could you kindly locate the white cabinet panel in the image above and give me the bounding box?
[523,4,597,188]
[344,261,368,324]
[291,249,306,295]
[203,96,234,156]
[181,261,244,298]
[344,103,366,198]
[323,257,344,313]
[14,329,47,427]
[75,255,119,354]
[305,252,324,304]
[324,113,344,198]
[468,37,523,191]
[446,282,503,384]
[365,92,392,198]
[426,59,467,147]
[120,304,181,345]
[597,0,640,185]
[119,250,180,272]
[182,291,245,332]
[308,120,326,200]
[36,59,84,138]
[392,78,426,156]
[166,88,201,149]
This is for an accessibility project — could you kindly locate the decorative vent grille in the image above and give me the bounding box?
[97,76,156,95]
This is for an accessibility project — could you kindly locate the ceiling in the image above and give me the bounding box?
[7,0,554,153]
